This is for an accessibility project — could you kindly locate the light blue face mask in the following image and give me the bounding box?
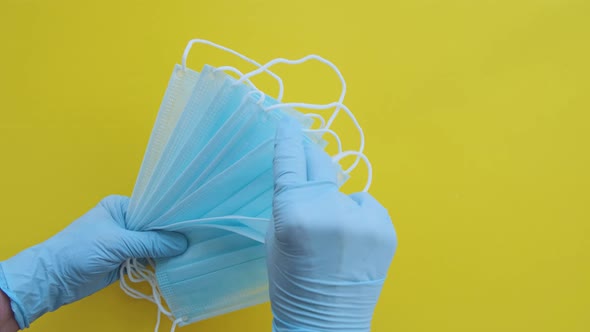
[131,65,232,226]
[127,65,200,230]
[152,137,275,226]
[145,141,276,327]
[138,72,324,227]
[135,67,253,224]
[126,84,314,328]
[151,163,276,325]
[121,39,370,332]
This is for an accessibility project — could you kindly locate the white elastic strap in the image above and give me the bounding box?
[303,113,326,128]
[246,90,266,105]
[154,308,162,332]
[182,39,285,101]
[121,260,171,316]
[213,66,260,91]
[332,151,373,192]
[119,264,152,300]
[235,54,346,115]
[120,260,158,301]
[266,102,364,173]
[213,66,267,105]
[120,259,175,331]
[170,318,184,332]
[302,128,343,155]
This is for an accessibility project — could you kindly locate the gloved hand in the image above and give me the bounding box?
[266,118,397,331]
[0,195,187,329]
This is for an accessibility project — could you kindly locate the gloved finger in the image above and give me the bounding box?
[99,195,130,226]
[304,142,337,184]
[119,230,188,259]
[274,116,307,190]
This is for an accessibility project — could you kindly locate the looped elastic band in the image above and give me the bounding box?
[213,66,259,90]
[182,39,285,101]
[332,151,373,192]
[240,55,368,174]
[170,318,184,332]
[120,259,174,332]
[303,113,326,128]
[236,54,346,116]
[246,90,266,105]
[183,39,368,178]
[265,102,364,173]
[302,127,343,155]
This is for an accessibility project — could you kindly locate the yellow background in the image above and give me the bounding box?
[1,0,589,331]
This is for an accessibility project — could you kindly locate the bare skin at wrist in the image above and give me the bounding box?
[0,289,18,332]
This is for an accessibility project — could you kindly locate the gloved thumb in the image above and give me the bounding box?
[119,230,188,259]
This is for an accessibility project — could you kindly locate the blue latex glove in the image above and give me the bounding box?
[267,118,398,331]
[0,195,187,329]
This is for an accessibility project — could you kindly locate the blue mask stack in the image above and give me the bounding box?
[120,39,369,331]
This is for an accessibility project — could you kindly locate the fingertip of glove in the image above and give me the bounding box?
[100,195,130,211]
[159,231,189,255]
[122,230,188,259]
[99,195,131,224]
[277,116,303,139]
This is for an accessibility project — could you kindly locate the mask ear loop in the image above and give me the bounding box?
[298,112,340,157]
[170,318,184,332]
[182,39,285,101]
[246,90,267,105]
[267,102,363,174]
[120,259,175,332]
[236,55,365,172]
[332,151,373,192]
[234,54,346,110]
[301,126,343,157]
[303,113,326,128]
[213,66,260,91]
[213,66,271,107]
[120,61,271,324]
[262,101,344,155]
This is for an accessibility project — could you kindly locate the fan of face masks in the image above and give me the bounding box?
[119,39,371,332]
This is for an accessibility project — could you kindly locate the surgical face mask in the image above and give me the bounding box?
[120,39,373,332]
[127,66,200,230]
[139,83,319,227]
[135,67,252,225]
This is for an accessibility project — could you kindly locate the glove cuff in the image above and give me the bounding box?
[270,275,383,331]
[0,244,62,329]
[0,263,30,329]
